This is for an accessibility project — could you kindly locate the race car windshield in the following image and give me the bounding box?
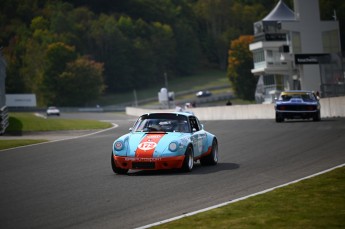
[279,93,316,102]
[133,114,190,133]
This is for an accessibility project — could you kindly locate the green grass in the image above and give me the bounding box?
[0,139,48,150]
[0,112,113,150]
[93,70,229,106]
[153,166,345,229]
[6,112,112,132]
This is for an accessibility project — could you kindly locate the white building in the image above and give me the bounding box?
[250,0,344,103]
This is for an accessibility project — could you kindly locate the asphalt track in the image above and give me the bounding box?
[1,113,345,229]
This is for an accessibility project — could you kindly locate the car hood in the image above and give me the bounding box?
[120,131,190,157]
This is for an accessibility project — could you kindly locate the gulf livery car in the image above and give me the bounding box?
[275,90,321,122]
[111,112,218,174]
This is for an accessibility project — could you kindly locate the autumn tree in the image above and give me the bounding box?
[57,56,105,106]
[227,35,257,100]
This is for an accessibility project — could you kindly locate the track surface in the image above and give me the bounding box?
[1,114,345,229]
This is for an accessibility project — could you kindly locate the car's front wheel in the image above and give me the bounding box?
[200,139,218,166]
[111,152,128,175]
[181,146,194,172]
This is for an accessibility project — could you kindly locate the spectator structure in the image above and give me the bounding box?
[250,0,344,103]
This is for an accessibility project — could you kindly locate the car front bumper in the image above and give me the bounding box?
[114,155,185,170]
[276,110,319,119]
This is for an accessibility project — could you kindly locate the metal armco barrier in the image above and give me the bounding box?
[0,106,9,134]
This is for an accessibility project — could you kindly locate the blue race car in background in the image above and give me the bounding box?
[111,112,218,174]
[275,90,321,122]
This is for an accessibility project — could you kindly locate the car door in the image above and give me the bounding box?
[189,116,207,157]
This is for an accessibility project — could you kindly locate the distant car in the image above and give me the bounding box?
[111,112,218,174]
[196,90,212,97]
[275,90,321,122]
[46,106,60,116]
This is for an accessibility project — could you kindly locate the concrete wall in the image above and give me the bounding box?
[126,96,345,120]
[319,96,345,117]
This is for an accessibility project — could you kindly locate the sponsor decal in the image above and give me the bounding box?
[295,54,330,65]
[125,157,162,162]
[135,134,164,158]
[148,135,163,138]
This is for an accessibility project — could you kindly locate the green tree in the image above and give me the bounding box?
[150,22,175,78]
[58,56,104,106]
[227,35,257,100]
[194,0,233,70]
[194,0,267,70]
[90,14,133,92]
[43,42,77,105]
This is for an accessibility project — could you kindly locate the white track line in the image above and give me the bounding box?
[135,163,345,229]
[0,123,118,151]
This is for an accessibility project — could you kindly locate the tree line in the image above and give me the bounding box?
[1,0,344,105]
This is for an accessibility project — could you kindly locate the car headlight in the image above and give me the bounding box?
[169,141,178,152]
[114,141,124,151]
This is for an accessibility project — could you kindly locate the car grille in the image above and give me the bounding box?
[277,105,317,111]
[132,162,155,169]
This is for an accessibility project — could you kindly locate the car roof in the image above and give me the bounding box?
[141,112,194,118]
[280,90,314,95]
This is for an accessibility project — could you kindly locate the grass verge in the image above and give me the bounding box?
[153,166,345,229]
[6,112,112,132]
[0,139,48,150]
[0,112,113,150]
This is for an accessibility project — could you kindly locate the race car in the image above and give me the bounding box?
[275,90,321,122]
[111,112,218,174]
[46,106,60,116]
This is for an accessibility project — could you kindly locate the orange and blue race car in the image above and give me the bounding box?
[275,90,321,122]
[111,112,218,174]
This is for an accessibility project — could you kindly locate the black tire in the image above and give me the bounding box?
[275,112,284,123]
[313,111,321,122]
[111,152,128,174]
[200,139,218,166]
[181,146,194,172]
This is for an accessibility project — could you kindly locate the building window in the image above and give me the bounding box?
[253,50,265,63]
[323,30,340,53]
[263,75,275,85]
[291,32,301,53]
[275,75,284,91]
[266,50,273,62]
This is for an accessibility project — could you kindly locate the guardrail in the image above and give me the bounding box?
[0,106,9,134]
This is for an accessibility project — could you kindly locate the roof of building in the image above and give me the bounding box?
[263,0,295,21]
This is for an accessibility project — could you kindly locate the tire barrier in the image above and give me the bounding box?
[0,106,9,134]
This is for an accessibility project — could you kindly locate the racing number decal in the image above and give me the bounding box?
[135,134,164,158]
[138,142,157,151]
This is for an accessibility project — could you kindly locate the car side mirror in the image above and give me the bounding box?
[129,127,133,132]
[201,124,204,130]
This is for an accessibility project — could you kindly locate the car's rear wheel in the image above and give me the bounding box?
[111,152,128,174]
[200,139,218,166]
[181,146,194,172]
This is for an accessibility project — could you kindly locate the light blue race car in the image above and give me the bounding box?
[111,112,218,174]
